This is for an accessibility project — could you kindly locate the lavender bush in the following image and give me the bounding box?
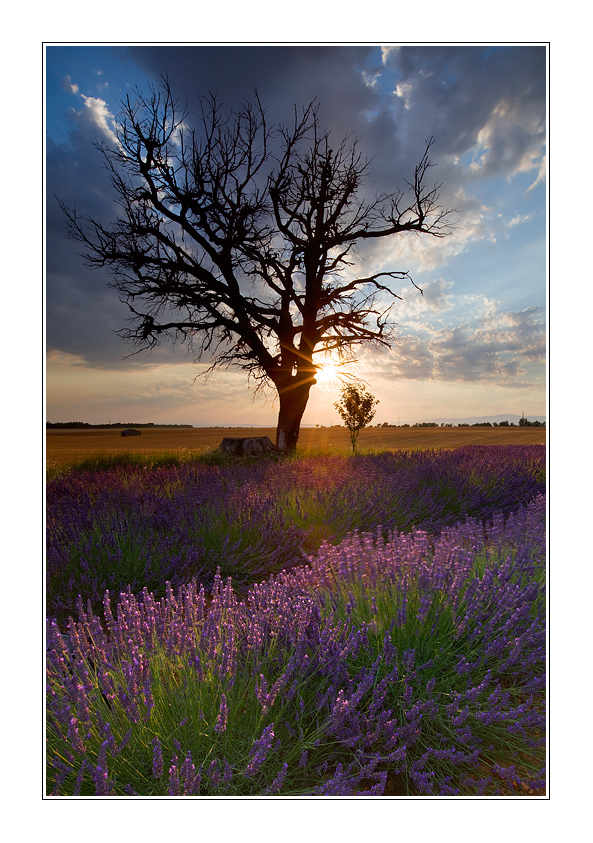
[46,446,545,796]
[47,446,544,622]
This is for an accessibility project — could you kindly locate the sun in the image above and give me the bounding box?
[315,352,351,387]
[314,351,360,387]
[316,361,339,384]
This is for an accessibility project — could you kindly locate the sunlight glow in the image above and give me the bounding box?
[315,361,339,384]
[314,352,356,388]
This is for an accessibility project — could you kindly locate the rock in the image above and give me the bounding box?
[216,436,283,457]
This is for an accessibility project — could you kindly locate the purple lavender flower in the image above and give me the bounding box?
[244,724,275,778]
[264,763,288,795]
[221,757,234,789]
[168,758,181,796]
[152,737,163,778]
[357,771,387,796]
[93,740,112,796]
[116,729,132,755]
[50,758,70,796]
[67,716,85,754]
[214,693,228,733]
[206,758,221,788]
[46,448,545,797]
[73,760,89,795]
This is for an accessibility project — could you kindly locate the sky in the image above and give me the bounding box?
[45,44,547,426]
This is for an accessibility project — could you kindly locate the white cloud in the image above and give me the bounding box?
[359,290,545,388]
[396,279,455,320]
[46,349,87,368]
[79,94,119,146]
[355,198,495,275]
[393,81,413,110]
[357,194,538,276]
[361,70,380,89]
[60,75,78,95]
[381,46,400,64]
[465,98,545,183]
[59,75,120,147]
[509,214,531,226]
[526,156,546,192]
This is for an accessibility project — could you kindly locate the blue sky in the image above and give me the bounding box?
[45,44,547,425]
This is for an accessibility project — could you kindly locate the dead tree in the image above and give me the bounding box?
[59,78,452,452]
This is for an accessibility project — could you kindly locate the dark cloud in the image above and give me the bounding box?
[384,45,546,162]
[124,46,411,197]
[46,124,130,366]
[124,45,378,131]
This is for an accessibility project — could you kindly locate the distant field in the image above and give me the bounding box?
[46,425,546,468]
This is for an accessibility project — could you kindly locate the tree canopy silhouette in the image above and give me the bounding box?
[59,78,452,452]
[334,383,379,453]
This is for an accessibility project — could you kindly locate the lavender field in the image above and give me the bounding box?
[46,445,546,796]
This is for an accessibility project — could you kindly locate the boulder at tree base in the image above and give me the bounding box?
[216,437,283,456]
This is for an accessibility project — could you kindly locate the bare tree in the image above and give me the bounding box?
[59,78,452,452]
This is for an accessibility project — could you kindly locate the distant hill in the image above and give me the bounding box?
[415,414,546,426]
[46,422,194,429]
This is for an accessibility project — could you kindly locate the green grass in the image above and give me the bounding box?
[46,447,255,480]
[46,443,429,481]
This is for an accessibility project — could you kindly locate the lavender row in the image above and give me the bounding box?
[46,491,545,796]
[47,446,545,620]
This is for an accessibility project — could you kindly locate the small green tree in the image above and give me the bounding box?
[334,383,379,453]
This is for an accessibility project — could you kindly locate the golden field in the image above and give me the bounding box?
[46,425,546,468]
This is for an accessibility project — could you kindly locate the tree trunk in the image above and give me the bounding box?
[275,379,314,453]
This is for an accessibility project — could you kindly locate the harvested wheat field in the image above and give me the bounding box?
[46,425,546,468]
